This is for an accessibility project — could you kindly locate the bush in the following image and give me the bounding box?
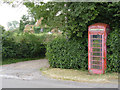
[2,31,62,60]
[46,29,120,72]
[106,27,120,73]
[2,32,46,60]
[46,36,88,70]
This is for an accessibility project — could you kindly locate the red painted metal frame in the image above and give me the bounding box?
[88,23,110,74]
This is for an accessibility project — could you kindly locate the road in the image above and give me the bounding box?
[2,77,118,88]
[0,59,119,88]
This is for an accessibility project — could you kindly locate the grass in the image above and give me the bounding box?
[1,56,45,65]
[42,68,118,83]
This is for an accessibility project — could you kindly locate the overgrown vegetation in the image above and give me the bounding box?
[106,28,120,72]
[2,31,60,62]
[46,33,119,72]
[1,2,120,73]
[42,2,120,73]
[19,15,36,32]
[24,2,120,39]
[2,32,45,60]
[46,37,88,70]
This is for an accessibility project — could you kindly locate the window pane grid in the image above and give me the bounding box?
[90,35,102,69]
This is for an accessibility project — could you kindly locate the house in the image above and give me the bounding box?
[24,17,44,33]
[24,25,34,33]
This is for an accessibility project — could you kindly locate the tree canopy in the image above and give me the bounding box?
[7,21,19,31]
[19,15,36,32]
[0,25,6,33]
[24,2,120,39]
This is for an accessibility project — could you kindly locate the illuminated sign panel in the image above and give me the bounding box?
[90,29,104,31]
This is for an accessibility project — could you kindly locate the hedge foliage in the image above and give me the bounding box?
[2,2,120,73]
[2,31,59,60]
[46,29,120,72]
[106,27,120,72]
[46,37,88,70]
[2,32,46,60]
[45,2,120,73]
[24,2,120,39]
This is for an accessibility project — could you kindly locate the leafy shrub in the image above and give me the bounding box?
[46,36,88,70]
[23,2,119,72]
[106,27,120,73]
[2,31,62,60]
[2,32,46,60]
[46,30,120,72]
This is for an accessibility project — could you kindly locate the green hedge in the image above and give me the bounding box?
[46,37,88,70]
[46,28,120,72]
[106,28,120,72]
[2,32,46,60]
[2,31,62,61]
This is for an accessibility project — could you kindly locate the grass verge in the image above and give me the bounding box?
[1,56,46,65]
[42,68,118,83]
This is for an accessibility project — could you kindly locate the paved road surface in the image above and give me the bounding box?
[2,78,118,88]
[0,59,119,88]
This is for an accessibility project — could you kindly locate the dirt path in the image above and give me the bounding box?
[0,59,50,80]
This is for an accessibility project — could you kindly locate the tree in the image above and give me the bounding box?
[19,15,36,32]
[19,15,29,32]
[24,2,120,39]
[0,25,5,34]
[7,21,19,31]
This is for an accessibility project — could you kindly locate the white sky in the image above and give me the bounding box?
[0,3,28,30]
[0,0,50,30]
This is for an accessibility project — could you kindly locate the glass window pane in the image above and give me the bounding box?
[90,35,102,69]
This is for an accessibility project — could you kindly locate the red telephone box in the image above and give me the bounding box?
[88,23,110,74]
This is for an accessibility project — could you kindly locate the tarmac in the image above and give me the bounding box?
[0,59,119,88]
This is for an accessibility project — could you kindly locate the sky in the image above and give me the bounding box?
[0,0,50,30]
[0,3,28,30]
